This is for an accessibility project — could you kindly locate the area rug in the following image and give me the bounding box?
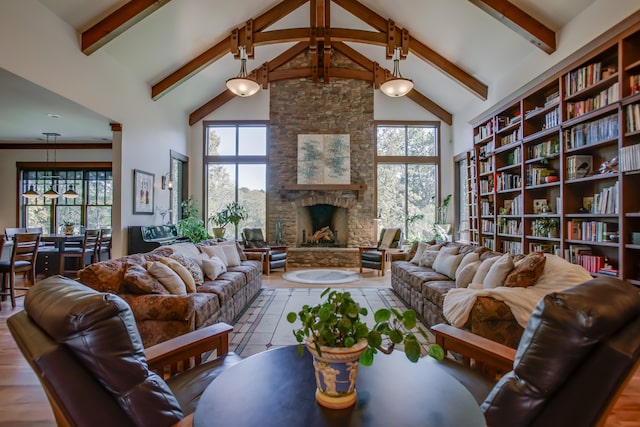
[282,269,362,285]
[229,288,434,358]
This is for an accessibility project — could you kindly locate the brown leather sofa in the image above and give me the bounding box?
[432,276,640,427]
[8,275,241,427]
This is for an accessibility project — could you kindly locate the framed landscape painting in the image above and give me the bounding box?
[297,134,350,184]
[133,169,154,214]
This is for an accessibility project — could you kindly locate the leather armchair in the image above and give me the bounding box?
[359,227,402,276]
[432,276,640,427]
[242,228,288,275]
[7,276,241,427]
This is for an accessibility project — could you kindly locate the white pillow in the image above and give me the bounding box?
[456,260,481,288]
[410,242,428,264]
[455,252,480,277]
[221,244,241,267]
[202,256,227,279]
[161,242,201,258]
[433,247,464,279]
[159,257,197,293]
[145,261,187,295]
[471,256,500,286]
[482,252,515,289]
[200,245,228,265]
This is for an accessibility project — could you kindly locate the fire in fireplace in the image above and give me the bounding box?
[297,204,347,247]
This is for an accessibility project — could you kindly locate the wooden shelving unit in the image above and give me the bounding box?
[468,21,640,283]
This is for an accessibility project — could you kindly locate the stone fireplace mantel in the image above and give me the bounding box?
[279,184,368,202]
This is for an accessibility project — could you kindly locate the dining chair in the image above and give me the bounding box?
[96,228,112,261]
[4,227,27,241]
[61,229,100,276]
[0,232,40,308]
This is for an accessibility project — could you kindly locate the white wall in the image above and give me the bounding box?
[1,0,189,256]
[452,1,640,157]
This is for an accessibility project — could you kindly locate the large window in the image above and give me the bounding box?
[375,122,440,242]
[20,167,113,233]
[204,122,267,239]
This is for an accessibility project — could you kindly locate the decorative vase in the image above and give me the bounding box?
[305,339,368,409]
[64,226,74,235]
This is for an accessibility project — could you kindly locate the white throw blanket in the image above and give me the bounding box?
[443,254,593,328]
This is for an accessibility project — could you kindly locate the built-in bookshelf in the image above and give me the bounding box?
[469,20,640,285]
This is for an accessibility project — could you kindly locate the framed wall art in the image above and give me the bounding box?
[297,134,350,184]
[133,169,154,214]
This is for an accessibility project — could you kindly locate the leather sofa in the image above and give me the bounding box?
[391,241,593,348]
[77,239,263,347]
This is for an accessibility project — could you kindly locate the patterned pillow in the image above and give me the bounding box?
[123,263,169,294]
[169,253,204,286]
[419,250,440,268]
[145,261,187,295]
[159,257,197,293]
[503,252,546,288]
[412,242,444,265]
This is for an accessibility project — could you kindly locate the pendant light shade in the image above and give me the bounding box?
[43,186,60,199]
[23,185,40,199]
[380,48,414,97]
[63,185,80,199]
[226,46,261,97]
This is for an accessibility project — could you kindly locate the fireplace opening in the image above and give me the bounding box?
[297,204,347,247]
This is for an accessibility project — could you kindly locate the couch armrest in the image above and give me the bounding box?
[269,246,288,252]
[432,323,516,378]
[243,251,264,262]
[390,251,408,262]
[145,322,233,379]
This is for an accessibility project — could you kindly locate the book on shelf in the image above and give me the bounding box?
[545,90,560,106]
[566,155,593,179]
[564,113,619,149]
[620,143,640,172]
[599,268,619,277]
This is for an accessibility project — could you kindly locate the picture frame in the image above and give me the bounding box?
[133,169,154,215]
[533,198,549,214]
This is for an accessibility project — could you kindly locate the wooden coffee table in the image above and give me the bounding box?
[194,345,485,427]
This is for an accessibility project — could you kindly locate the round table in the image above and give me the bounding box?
[194,345,485,427]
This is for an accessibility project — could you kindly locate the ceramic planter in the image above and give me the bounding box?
[305,339,368,409]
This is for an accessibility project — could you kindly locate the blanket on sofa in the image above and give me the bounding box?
[443,254,593,329]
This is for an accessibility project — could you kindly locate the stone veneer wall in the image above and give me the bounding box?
[268,52,375,248]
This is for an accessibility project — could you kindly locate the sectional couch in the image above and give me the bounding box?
[77,240,262,347]
[391,241,593,348]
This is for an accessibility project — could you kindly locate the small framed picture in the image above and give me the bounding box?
[133,169,155,215]
[533,199,548,214]
[583,196,594,213]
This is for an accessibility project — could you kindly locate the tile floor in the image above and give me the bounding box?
[230,287,434,358]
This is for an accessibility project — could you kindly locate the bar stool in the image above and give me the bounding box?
[61,229,100,277]
[0,233,40,308]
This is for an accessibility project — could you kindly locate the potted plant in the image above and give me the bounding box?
[287,289,444,409]
[209,201,247,238]
[533,217,560,238]
[177,196,211,243]
[434,194,452,240]
[62,220,75,236]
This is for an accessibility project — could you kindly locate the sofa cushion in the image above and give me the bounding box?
[169,253,205,286]
[456,252,480,275]
[472,255,500,285]
[201,245,228,265]
[482,252,514,289]
[146,261,187,295]
[123,263,169,294]
[433,247,463,279]
[221,244,242,267]
[160,257,197,293]
[456,260,481,288]
[421,280,456,309]
[504,251,547,288]
[202,256,227,279]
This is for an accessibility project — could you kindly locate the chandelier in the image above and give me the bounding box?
[380,47,414,97]
[226,46,261,97]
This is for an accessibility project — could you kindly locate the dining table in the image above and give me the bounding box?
[40,234,85,276]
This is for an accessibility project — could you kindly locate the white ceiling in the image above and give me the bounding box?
[2,0,598,142]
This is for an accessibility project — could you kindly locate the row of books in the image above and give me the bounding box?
[481,199,493,216]
[565,61,604,96]
[565,82,619,120]
[474,121,493,142]
[526,166,556,186]
[529,242,561,256]
[566,154,593,180]
[481,219,495,233]
[625,103,640,133]
[506,146,521,166]
[495,172,521,191]
[592,182,619,214]
[483,238,495,251]
[574,253,606,274]
[499,129,521,147]
[497,219,521,235]
[567,220,616,242]
[502,240,522,255]
[528,139,559,160]
[479,178,494,194]
[564,113,619,149]
[543,108,560,129]
[619,143,640,172]
[545,90,560,107]
[479,159,493,174]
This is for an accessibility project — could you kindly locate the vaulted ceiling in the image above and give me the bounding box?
[3,0,598,141]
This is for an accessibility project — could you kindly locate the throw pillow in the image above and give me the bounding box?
[456,252,480,276]
[482,252,515,289]
[433,247,464,279]
[145,261,187,295]
[159,257,197,293]
[123,263,169,294]
[419,250,440,268]
[221,244,242,267]
[471,255,500,286]
[201,256,227,279]
[503,252,547,288]
[455,260,481,288]
[200,245,228,265]
[169,253,204,286]
[411,242,444,264]
[160,242,201,258]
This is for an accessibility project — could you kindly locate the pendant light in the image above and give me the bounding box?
[63,185,80,199]
[380,47,414,97]
[23,185,40,199]
[42,132,60,199]
[226,46,261,97]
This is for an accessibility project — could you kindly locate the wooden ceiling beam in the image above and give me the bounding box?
[333,42,374,71]
[409,36,488,100]
[253,0,308,32]
[268,42,309,71]
[406,91,453,125]
[189,91,236,126]
[81,0,172,55]
[331,0,388,32]
[469,0,556,54]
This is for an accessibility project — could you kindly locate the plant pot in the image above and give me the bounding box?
[305,339,368,409]
[64,226,74,235]
[212,227,225,239]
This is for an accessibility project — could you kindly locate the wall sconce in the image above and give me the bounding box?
[161,173,173,190]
